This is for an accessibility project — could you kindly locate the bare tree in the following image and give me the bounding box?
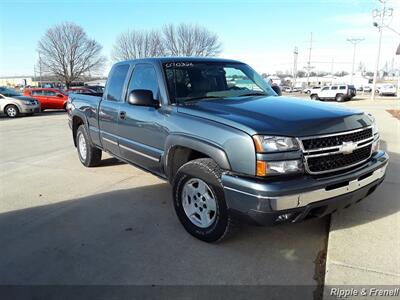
[112,30,165,61]
[162,23,222,57]
[37,22,105,88]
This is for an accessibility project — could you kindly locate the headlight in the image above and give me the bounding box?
[366,114,380,154]
[253,135,299,152]
[257,159,303,176]
[23,100,31,105]
[367,113,379,135]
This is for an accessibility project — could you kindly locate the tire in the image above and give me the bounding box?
[76,125,102,167]
[310,94,318,100]
[172,158,235,242]
[4,105,19,118]
[335,93,345,102]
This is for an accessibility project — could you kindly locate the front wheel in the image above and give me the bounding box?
[310,94,319,100]
[76,125,102,167]
[172,158,235,242]
[5,105,19,118]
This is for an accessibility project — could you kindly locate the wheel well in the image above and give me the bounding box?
[5,104,19,111]
[166,146,210,182]
[72,116,84,146]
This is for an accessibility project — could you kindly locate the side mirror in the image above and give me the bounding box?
[271,85,282,96]
[56,93,64,98]
[128,89,159,108]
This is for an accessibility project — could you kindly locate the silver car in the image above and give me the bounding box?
[0,87,41,118]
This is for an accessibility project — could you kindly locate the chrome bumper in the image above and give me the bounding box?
[269,163,387,210]
[222,151,388,213]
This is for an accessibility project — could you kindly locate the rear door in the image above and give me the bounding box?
[98,63,131,156]
[330,86,338,98]
[117,63,166,174]
[31,89,48,109]
[44,89,58,108]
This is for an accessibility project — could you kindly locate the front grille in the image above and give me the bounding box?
[300,127,373,174]
[302,128,372,150]
[307,145,372,173]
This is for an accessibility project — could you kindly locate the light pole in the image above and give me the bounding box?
[306,32,313,87]
[292,46,298,89]
[371,0,393,100]
[346,38,364,84]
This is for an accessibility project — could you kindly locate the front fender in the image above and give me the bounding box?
[164,134,231,176]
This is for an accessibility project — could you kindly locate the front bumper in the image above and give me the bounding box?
[20,104,41,114]
[222,151,388,225]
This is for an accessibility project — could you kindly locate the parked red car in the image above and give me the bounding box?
[24,88,68,110]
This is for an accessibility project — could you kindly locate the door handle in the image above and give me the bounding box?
[119,111,126,120]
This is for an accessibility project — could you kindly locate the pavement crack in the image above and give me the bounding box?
[330,261,400,278]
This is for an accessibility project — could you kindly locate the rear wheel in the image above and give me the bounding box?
[5,105,19,118]
[172,158,235,242]
[76,125,102,167]
[335,93,345,102]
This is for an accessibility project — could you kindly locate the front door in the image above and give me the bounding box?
[319,86,330,99]
[118,63,167,174]
[98,63,131,156]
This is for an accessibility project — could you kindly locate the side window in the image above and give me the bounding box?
[322,87,329,91]
[127,64,159,99]
[32,90,43,96]
[106,64,130,101]
[339,86,346,90]
[331,86,338,90]
[46,90,56,96]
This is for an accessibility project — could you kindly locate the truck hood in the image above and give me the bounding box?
[177,96,372,136]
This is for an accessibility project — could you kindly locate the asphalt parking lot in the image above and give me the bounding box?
[0,96,398,297]
[0,111,327,297]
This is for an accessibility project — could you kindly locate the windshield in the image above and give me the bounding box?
[163,62,277,104]
[0,87,21,97]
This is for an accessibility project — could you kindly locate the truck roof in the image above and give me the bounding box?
[115,57,244,66]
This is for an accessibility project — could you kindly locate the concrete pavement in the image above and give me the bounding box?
[323,99,400,298]
[0,112,327,297]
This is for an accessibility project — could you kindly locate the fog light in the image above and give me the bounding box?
[276,213,293,222]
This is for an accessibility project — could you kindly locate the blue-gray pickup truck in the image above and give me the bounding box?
[68,57,388,242]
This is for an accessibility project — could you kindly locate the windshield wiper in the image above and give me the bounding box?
[182,96,224,103]
[237,92,268,97]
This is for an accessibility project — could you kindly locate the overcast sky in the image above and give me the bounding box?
[0,0,399,77]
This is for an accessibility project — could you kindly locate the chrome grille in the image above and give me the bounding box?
[302,128,372,150]
[299,127,373,174]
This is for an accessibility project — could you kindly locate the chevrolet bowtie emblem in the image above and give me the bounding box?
[340,141,357,154]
